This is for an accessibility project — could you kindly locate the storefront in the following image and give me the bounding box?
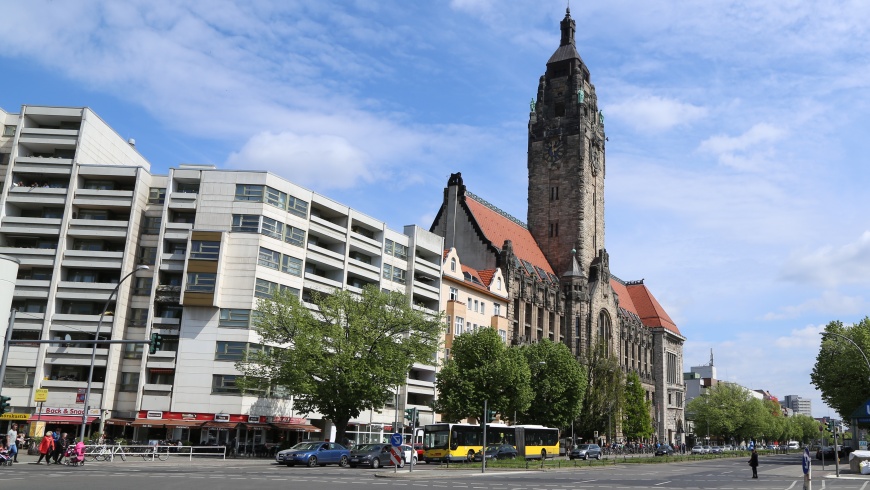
[26,407,100,440]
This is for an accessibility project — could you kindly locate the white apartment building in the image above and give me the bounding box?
[782,395,812,417]
[0,105,443,448]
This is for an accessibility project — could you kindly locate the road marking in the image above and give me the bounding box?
[786,481,796,490]
[860,482,869,490]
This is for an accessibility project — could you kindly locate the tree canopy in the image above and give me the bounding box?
[622,371,654,441]
[518,339,587,428]
[237,286,444,444]
[434,328,533,422]
[811,318,870,422]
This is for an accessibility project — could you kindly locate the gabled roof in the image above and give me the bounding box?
[464,194,554,275]
[623,281,681,336]
[478,269,496,287]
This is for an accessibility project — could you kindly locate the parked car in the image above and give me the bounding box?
[400,444,417,465]
[691,445,705,454]
[816,446,836,460]
[569,444,602,460]
[349,443,407,469]
[654,444,675,456]
[473,443,518,461]
[710,446,723,454]
[276,441,350,467]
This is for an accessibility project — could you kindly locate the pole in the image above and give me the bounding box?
[0,309,16,394]
[482,400,487,474]
[79,266,147,443]
[833,423,840,477]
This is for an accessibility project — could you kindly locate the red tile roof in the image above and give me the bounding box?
[464,195,554,275]
[624,282,681,336]
[478,269,496,287]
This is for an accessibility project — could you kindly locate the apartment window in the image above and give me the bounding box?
[3,367,35,387]
[385,239,408,260]
[212,374,241,395]
[351,225,374,239]
[138,246,157,265]
[231,214,260,233]
[73,239,104,251]
[215,341,248,361]
[496,278,502,290]
[287,195,309,218]
[473,300,479,313]
[186,273,216,293]
[667,352,678,384]
[79,209,109,220]
[261,216,282,239]
[382,264,406,285]
[254,278,298,299]
[175,182,199,194]
[190,240,220,260]
[499,330,507,343]
[123,343,143,359]
[445,315,452,334]
[148,187,166,204]
[454,316,464,335]
[281,255,303,277]
[266,187,287,209]
[219,309,252,329]
[449,287,458,301]
[467,297,472,309]
[42,208,64,219]
[128,308,148,327]
[349,251,371,264]
[480,302,485,315]
[258,247,280,270]
[149,371,174,385]
[133,277,153,295]
[235,184,264,202]
[142,216,162,234]
[450,258,456,272]
[3,125,15,137]
[493,304,501,316]
[82,180,115,190]
[284,225,305,247]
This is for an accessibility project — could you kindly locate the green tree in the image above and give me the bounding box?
[237,286,444,444]
[622,372,654,441]
[518,339,587,427]
[794,414,823,443]
[434,328,532,423]
[686,382,765,444]
[811,318,870,421]
[576,341,623,442]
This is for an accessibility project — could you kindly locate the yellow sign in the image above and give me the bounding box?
[0,413,29,420]
[34,388,48,402]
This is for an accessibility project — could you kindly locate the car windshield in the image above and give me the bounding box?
[354,444,383,451]
[577,444,590,450]
[291,442,322,451]
[485,444,502,452]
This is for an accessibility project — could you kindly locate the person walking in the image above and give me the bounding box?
[35,431,55,464]
[749,448,759,478]
[53,432,69,464]
[6,423,18,463]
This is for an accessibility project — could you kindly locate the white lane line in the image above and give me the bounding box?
[860,482,869,490]
[785,481,797,490]
[653,482,671,487]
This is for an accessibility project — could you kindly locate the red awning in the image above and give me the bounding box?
[104,418,134,426]
[271,423,321,432]
[29,415,97,424]
[201,421,239,429]
[131,419,204,428]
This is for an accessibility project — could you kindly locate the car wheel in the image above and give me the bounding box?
[307,456,317,467]
[371,458,380,469]
[339,455,349,467]
[412,457,417,465]
[596,453,601,460]
[582,455,587,460]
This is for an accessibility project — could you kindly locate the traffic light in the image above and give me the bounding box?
[404,408,418,426]
[0,395,11,415]
[485,409,496,423]
[829,420,835,433]
[149,333,163,354]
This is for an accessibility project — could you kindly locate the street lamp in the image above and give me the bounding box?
[79,265,149,442]
[820,332,870,382]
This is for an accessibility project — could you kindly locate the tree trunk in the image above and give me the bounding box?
[333,416,351,447]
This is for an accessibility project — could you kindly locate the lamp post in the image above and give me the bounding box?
[79,265,148,443]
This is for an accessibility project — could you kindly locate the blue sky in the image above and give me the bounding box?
[3,0,870,417]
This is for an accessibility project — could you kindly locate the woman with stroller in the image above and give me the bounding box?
[53,432,69,464]
[35,431,55,464]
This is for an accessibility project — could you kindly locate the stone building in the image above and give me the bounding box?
[430,8,686,444]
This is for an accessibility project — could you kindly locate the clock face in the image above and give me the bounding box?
[547,137,563,164]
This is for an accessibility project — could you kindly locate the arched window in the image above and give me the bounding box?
[597,310,612,356]
[450,258,456,272]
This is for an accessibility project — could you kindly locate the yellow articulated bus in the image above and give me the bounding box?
[422,423,558,463]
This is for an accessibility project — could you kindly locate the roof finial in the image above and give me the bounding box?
[560,5,576,47]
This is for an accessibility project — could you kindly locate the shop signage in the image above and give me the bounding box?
[76,388,85,403]
[248,415,261,424]
[270,416,308,424]
[181,413,197,419]
[146,411,164,419]
[214,413,230,423]
[0,413,29,420]
[37,407,100,416]
[34,389,48,402]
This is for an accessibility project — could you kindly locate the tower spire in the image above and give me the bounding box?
[560,6,576,46]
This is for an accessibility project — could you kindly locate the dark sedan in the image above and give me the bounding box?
[349,443,404,469]
[473,443,518,461]
[568,444,602,460]
[654,444,675,456]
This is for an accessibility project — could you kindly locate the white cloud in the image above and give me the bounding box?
[698,123,787,171]
[763,290,866,321]
[774,324,826,349]
[606,95,707,133]
[779,231,870,288]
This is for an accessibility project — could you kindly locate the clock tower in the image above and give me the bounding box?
[527,7,607,279]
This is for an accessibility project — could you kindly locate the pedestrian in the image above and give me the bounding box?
[36,431,55,464]
[6,423,18,463]
[53,432,69,464]
[748,448,759,478]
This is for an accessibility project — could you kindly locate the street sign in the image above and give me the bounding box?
[390,446,403,466]
[76,388,85,403]
[390,433,403,447]
[34,388,48,402]
[802,447,811,475]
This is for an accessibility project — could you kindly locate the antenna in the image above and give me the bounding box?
[709,348,714,366]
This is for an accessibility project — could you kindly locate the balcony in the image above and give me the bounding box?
[414,256,441,277]
[168,193,197,210]
[143,383,173,392]
[0,217,61,235]
[13,279,51,299]
[350,230,382,249]
[305,243,345,267]
[40,380,104,389]
[73,189,134,207]
[67,218,129,238]
[55,281,117,302]
[412,280,439,301]
[7,187,68,205]
[163,222,192,240]
[308,220,347,243]
[14,156,74,172]
[146,352,176,370]
[346,262,380,282]
[18,127,78,147]
[62,250,123,269]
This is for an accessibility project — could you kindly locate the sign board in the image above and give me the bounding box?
[390,446,403,466]
[860,441,868,450]
[34,388,48,403]
[76,388,85,403]
[37,407,99,416]
[0,413,29,420]
[390,433,403,447]
[248,415,261,424]
[802,448,811,475]
[146,411,163,419]
[214,413,230,423]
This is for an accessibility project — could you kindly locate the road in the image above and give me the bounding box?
[3,451,865,489]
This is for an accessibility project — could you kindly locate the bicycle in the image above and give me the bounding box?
[85,445,108,462]
[137,445,169,461]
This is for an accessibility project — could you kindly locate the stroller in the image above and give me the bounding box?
[66,442,85,466]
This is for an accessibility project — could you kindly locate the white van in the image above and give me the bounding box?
[787,441,800,450]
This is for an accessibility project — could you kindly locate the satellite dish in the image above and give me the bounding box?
[64,334,72,341]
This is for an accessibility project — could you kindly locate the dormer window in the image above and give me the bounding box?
[450,258,456,272]
[496,278,502,290]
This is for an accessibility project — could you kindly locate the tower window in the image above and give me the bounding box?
[548,222,559,237]
[550,187,559,201]
[554,102,565,117]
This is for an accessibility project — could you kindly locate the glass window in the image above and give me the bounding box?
[261,216,282,239]
[258,247,280,269]
[265,187,287,209]
[123,343,143,359]
[186,273,216,293]
[499,330,507,343]
[480,303,485,315]
[148,187,166,204]
[2,367,35,387]
[451,258,457,272]
[67,270,97,283]
[454,316,464,335]
[138,246,157,265]
[255,278,278,299]
[142,216,162,234]
[281,255,303,277]
[494,304,501,316]
[79,209,109,220]
[3,125,16,137]
[449,287,458,301]
[175,182,199,194]
[284,224,305,247]
[73,239,104,251]
[287,195,309,218]
[385,239,408,260]
[212,374,241,395]
[190,240,220,260]
[235,184,264,202]
[219,309,251,329]
[128,308,148,327]
[133,277,153,295]
[215,341,248,361]
[231,214,260,233]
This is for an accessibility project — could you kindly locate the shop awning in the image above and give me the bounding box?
[131,419,204,428]
[29,415,97,424]
[242,423,271,430]
[104,418,134,426]
[201,421,239,429]
[271,423,321,432]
